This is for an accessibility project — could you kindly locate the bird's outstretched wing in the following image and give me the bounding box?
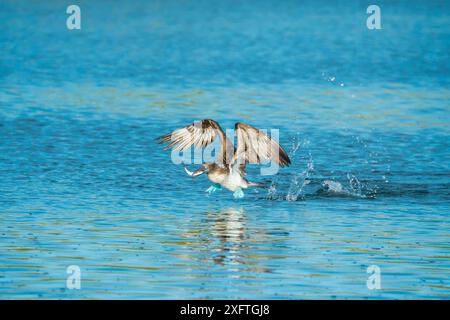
[156,119,233,165]
[232,122,291,174]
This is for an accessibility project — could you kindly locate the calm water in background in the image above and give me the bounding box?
[0,0,449,299]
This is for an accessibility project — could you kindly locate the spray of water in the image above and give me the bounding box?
[264,133,380,201]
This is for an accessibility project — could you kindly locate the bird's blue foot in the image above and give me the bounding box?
[205,183,222,195]
[233,187,245,199]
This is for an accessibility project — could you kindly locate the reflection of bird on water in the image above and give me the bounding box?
[156,119,291,198]
[177,208,275,273]
[208,207,247,265]
[208,208,274,274]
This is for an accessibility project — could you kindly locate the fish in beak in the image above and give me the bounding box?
[183,164,207,177]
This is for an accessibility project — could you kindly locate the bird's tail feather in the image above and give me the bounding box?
[248,181,265,188]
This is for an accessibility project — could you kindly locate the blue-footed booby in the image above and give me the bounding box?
[156,119,291,199]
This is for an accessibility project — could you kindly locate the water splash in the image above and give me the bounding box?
[266,180,278,200]
[285,156,314,202]
[321,176,372,199]
[322,180,344,193]
[347,173,362,196]
[266,134,302,200]
[264,133,381,201]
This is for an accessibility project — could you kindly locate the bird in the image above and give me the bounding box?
[156,119,291,199]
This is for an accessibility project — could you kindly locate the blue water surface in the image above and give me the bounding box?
[0,0,449,299]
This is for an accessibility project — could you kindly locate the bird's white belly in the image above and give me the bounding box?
[221,171,247,192]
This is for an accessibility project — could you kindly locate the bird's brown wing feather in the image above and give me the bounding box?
[232,123,291,175]
[156,119,233,165]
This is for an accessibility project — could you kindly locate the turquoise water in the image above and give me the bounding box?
[0,0,449,299]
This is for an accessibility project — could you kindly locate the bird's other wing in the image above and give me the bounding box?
[156,119,232,164]
[232,123,291,173]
